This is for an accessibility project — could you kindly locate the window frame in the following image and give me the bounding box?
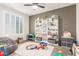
[3,11,24,36]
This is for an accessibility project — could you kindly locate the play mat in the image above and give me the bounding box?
[14,42,54,56]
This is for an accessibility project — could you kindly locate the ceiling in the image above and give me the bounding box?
[3,3,74,16]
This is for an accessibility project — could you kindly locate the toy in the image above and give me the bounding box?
[36,45,42,49]
[40,41,48,46]
[37,41,48,49]
[3,48,8,56]
[32,34,35,39]
[63,31,71,38]
[0,50,4,56]
[36,42,48,49]
[31,45,37,49]
[53,50,64,56]
[27,34,35,41]
[10,51,14,56]
[26,42,48,50]
[26,44,37,50]
[53,52,64,56]
[58,50,64,54]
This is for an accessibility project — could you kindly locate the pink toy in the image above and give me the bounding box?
[36,45,44,49]
[58,50,64,54]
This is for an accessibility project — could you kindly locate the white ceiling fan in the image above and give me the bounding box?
[24,3,45,10]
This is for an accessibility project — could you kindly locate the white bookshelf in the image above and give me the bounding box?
[35,15,59,43]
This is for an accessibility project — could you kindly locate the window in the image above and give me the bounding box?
[16,16,23,34]
[5,13,10,34]
[4,11,23,35]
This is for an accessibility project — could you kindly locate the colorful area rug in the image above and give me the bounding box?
[14,42,54,56]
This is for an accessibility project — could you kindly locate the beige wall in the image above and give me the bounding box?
[0,4,29,40]
[29,4,76,38]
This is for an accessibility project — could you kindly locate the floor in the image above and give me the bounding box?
[13,42,72,56]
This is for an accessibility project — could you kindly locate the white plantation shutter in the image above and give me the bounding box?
[4,11,23,35]
[5,13,11,34]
